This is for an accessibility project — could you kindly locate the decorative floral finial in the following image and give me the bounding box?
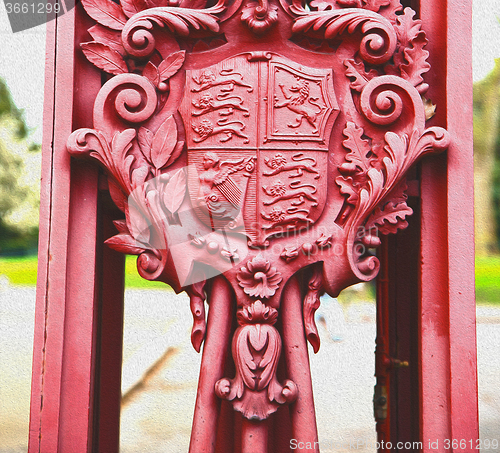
[237,253,282,298]
[241,1,278,35]
[237,300,278,325]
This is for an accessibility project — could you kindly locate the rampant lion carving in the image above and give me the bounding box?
[274,78,326,132]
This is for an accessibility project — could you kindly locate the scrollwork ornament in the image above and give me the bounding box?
[215,300,298,420]
[67,0,452,447]
[289,4,397,64]
[121,1,226,57]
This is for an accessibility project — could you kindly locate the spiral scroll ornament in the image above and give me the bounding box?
[93,74,158,131]
[289,5,397,65]
[121,1,226,57]
[359,75,425,127]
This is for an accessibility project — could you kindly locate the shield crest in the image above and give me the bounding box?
[181,52,339,246]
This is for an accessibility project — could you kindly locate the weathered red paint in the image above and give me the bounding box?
[30,0,477,451]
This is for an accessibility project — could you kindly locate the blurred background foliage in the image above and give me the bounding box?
[1,62,500,302]
[0,77,40,256]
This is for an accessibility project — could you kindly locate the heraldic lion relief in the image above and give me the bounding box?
[66,0,450,450]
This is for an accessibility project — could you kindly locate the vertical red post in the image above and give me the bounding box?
[419,0,479,448]
[28,6,125,452]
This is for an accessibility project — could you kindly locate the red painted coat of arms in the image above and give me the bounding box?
[67,0,450,451]
[181,53,338,246]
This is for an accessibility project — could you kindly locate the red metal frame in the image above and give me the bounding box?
[29,1,478,452]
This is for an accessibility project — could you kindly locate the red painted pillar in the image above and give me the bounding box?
[28,6,125,452]
[419,0,479,449]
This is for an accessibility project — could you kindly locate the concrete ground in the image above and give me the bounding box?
[1,281,499,452]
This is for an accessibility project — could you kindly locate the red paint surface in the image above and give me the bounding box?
[30,1,478,451]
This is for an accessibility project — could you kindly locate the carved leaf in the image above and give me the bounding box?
[344,59,377,92]
[400,34,430,88]
[280,246,299,263]
[127,192,151,244]
[164,140,185,169]
[88,24,125,54]
[178,0,210,8]
[342,122,374,173]
[109,129,137,191]
[188,232,206,248]
[379,0,402,22]
[81,0,128,30]
[113,219,129,234]
[143,62,159,86]
[393,8,422,46]
[121,0,148,18]
[105,233,147,255]
[81,42,128,75]
[363,0,390,12]
[309,0,336,10]
[108,178,128,211]
[138,127,154,162]
[151,116,178,170]
[158,50,186,82]
[290,6,395,44]
[163,168,187,214]
[336,0,361,6]
[335,176,359,204]
[365,201,413,235]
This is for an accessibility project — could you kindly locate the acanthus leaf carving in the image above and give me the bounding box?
[289,5,397,64]
[121,1,226,57]
[339,125,450,280]
[108,178,128,212]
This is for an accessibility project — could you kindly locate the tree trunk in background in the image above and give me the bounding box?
[474,62,500,255]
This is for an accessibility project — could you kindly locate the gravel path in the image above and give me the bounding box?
[1,283,499,452]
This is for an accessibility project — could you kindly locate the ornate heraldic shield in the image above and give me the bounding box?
[67,0,450,450]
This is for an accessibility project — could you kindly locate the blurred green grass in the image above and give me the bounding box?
[0,255,166,289]
[475,255,500,303]
[1,254,500,301]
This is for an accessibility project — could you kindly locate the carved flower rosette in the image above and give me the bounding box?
[67,0,450,424]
